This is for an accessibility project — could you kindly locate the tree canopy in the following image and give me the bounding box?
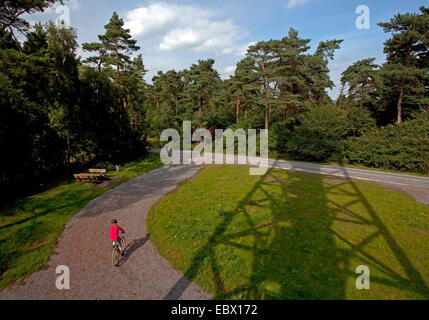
[1,6,428,200]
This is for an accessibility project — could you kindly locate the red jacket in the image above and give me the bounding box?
[109,225,124,240]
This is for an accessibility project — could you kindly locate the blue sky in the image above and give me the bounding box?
[26,0,428,99]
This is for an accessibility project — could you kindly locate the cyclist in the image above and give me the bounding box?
[110,219,125,255]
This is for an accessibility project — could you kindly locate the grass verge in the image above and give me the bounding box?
[0,153,162,289]
[148,165,429,299]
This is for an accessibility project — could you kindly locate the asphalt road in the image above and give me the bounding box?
[151,149,429,205]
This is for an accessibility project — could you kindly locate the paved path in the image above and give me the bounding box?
[0,165,212,300]
[265,159,429,206]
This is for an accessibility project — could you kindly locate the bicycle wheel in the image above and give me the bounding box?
[119,236,126,252]
[112,245,120,267]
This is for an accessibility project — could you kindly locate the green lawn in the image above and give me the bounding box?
[148,165,429,300]
[0,153,162,289]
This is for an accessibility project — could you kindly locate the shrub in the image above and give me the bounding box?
[345,117,429,173]
[271,105,374,163]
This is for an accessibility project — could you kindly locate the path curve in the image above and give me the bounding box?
[0,164,212,300]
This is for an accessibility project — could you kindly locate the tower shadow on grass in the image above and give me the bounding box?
[163,165,429,300]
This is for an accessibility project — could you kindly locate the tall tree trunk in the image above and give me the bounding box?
[397,76,405,124]
[360,85,364,110]
[261,62,269,130]
[98,49,105,72]
[175,95,179,115]
[244,96,249,122]
[66,131,71,173]
[199,98,203,119]
[236,96,240,124]
[156,97,159,110]
[9,27,22,52]
[115,41,120,85]
[338,83,344,109]
[265,104,269,130]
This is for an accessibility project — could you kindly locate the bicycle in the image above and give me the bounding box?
[112,232,126,267]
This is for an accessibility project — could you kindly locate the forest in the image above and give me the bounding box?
[1,1,428,199]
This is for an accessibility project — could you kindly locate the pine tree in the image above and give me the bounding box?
[272,29,313,122]
[378,6,429,123]
[45,21,80,170]
[340,58,380,110]
[164,70,182,115]
[246,29,340,128]
[81,42,107,72]
[121,54,148,131]
[152,70,183,116]
[83,12,140,85]
[247,40,276,129]
[0,0,59,49]
[311,39,343,102]
[182,59,221,126]
[227,57,260,124]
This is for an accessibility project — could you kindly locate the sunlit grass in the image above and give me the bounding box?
[0,153,162,289]
[148,166,429,300]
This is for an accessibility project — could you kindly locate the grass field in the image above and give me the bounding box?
[0,153,162,289]
[148,166,429,299]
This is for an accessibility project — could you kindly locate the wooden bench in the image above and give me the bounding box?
[73,173,102,183]
[88,168,107,176]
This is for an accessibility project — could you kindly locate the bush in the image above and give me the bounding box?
[345,117,429,173]
[271,105,374,163]
[94,161,116,171]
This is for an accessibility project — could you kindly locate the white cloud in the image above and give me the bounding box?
[285,0,311,9]
[222,41,256,57]
[219,65,236,79]
[224,65,236,73]
[122,2,255,82]
[124,3,212,39]
[124,2,245,53]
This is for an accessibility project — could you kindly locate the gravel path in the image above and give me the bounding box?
[0,164,212,300]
